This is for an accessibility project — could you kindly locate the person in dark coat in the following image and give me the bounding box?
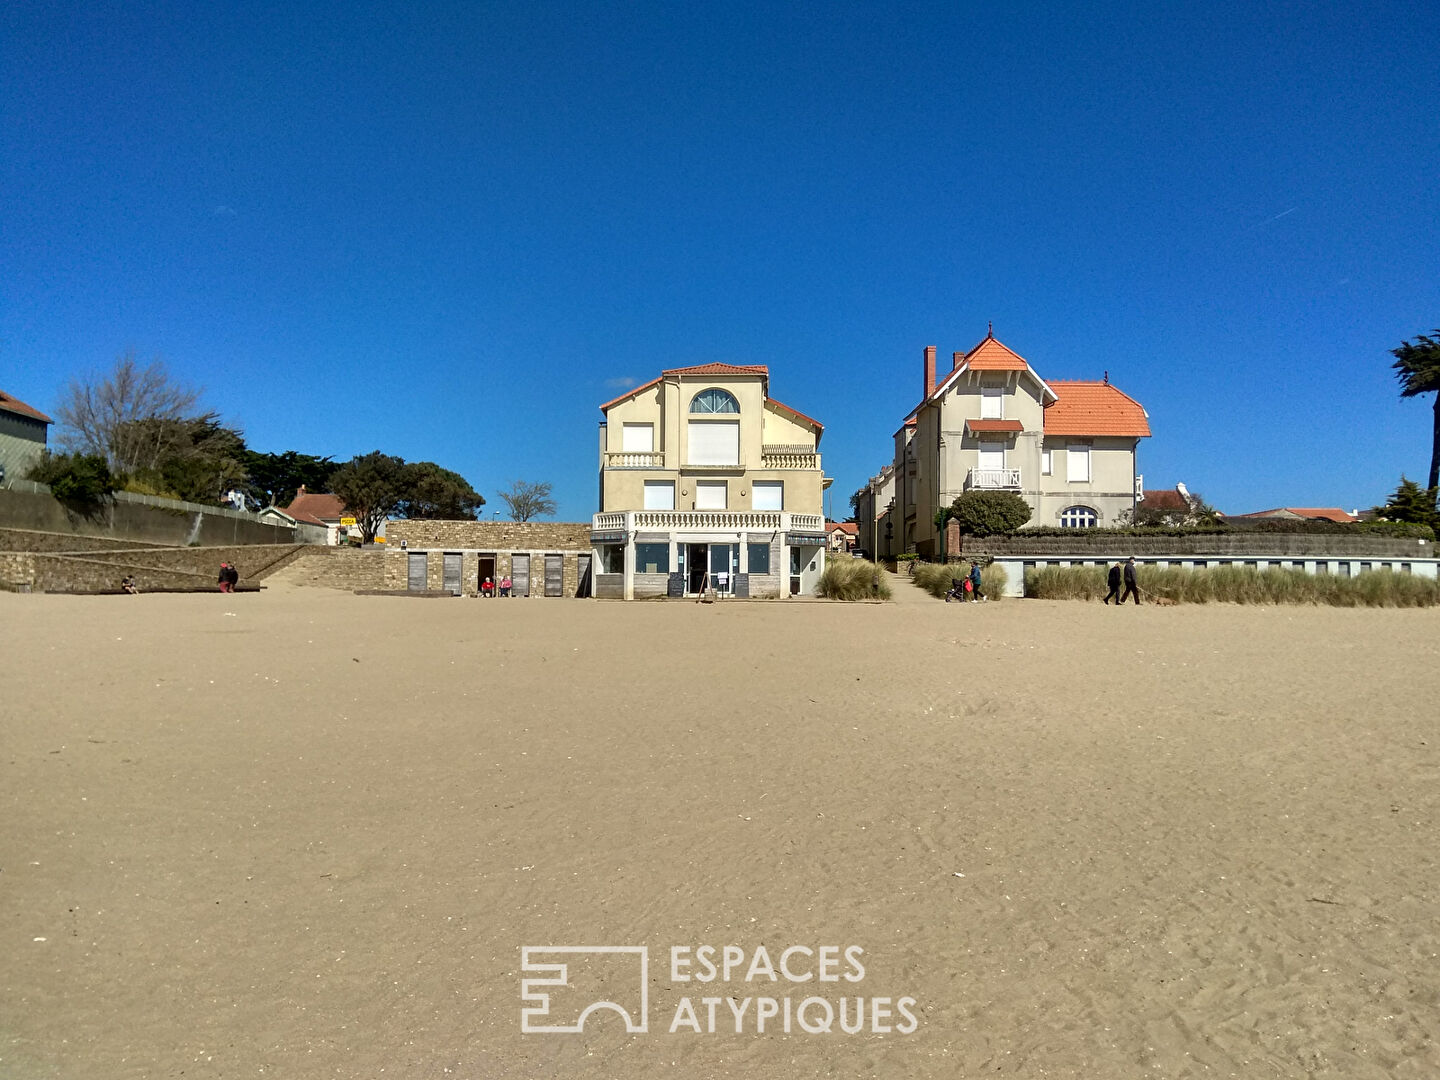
[1120,556,1140,605]
[1102,562,1122,604]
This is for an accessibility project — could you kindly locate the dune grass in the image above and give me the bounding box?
[817,558,892,601]
[912,561,1008,600]
[1023,565,1440,607]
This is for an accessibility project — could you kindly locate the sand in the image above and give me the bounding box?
[3,581,1438,1079]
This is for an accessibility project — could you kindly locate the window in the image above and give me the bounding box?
[687,419,740,465]
[1041,448,1052,475]
[695,480,727,509]
[635,543,670,574]
[621,423,654,452]
[981,386,1003,419]
[1058,505,1098,528]
[748,543,771,575]
[644,480,675,510]
[690,387,739,413]
[753,481,783,511]
[1068,444,1091,483]
[598,546,624,573]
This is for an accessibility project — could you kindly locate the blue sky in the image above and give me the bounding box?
[3,1,1437,519]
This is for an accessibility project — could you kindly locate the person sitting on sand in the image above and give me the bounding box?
[121,576,139,594]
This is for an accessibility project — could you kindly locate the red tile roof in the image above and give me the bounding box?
[0,389,53,424]
[1139,489,1190,511]
[663,363,768,376]
[965,418,1024,434]
[767,396,824,433]
[1234,507,1357,523]
[826,521,859,535]
[1043,381,1151,437]
[284,491,348,526]
[599,376,663,412]
[963,336,1030,371]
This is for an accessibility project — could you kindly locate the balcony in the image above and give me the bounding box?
[966,468,1022,490]
[605,451,665,469]
[592,510,825,534]
[761,445,820,470]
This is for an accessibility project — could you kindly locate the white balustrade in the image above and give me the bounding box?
[967,468,1022,490]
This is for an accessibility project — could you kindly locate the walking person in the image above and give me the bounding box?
[968,559,986,603]
[1120,556,1141,605]
[1102,562,1122,604]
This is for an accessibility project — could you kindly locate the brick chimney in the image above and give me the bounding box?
[923,346,936,401]
[952,351,964,371]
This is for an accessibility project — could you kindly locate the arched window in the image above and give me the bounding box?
[690,388,739,414]
[1059,505,1099,528]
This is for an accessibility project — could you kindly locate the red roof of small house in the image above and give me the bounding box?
[1139,489,1190,512]
[284,490,348,527]
[965,418,1024,434]
[1234,507,1357,523]
[0,389,53,424]
[826,521,859,535]
[1043,381,1151,437]
[663,363,768,377]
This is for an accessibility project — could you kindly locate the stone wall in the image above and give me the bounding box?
[952,527,1430,560]
[0,487,296,546]
[0,544,303,592]
[385,520,593,597]
[274,548,389,591]
[0,527,167,553]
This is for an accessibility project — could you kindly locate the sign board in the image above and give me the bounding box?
[340,517,357,526]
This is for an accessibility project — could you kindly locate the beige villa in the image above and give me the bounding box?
[593,363,829,599]
[893,330,1151,556]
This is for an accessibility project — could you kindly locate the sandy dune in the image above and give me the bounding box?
[3,585,1438,1079]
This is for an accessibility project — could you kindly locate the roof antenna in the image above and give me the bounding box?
[987,321,993,338]
[1103,370,1109,385]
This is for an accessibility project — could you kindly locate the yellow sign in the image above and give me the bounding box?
[340,517,357,526]
[375,536,386,543]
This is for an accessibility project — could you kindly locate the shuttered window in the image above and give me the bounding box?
[752,481,783,511]
[622,423,654,451]
[1068,445,1090,483]
[643,481,675,510]
[695,480,727,509]
[687,420,740,465]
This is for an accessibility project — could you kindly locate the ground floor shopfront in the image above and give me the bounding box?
[590,510,827,599]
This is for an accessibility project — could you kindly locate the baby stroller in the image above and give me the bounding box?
[944,577,970,603]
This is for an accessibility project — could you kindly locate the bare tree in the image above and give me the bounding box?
[498,480,557,521]
[56,354,201,472]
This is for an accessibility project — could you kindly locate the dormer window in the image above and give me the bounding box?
[690,388,739,414]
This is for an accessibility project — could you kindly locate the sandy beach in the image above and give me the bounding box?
[3,583,1438,1079]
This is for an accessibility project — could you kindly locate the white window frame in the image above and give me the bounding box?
[977,444,1005,472]
[980,386,1004,420]
[752,480,783,511]
[1059,505,1098,528]
[621,423,654,452]
[1068,444,1091,483]
[695,480,727,510]
[643,480,675,510]
[1041,447,1052,476]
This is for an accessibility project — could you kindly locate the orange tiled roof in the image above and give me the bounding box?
[963,335,1029,371]
[767,396,824,433]
[663,363,768,376]
[284,491,347,526]
[965,418,1024,434]
[1043,381,1151,437]
[0,389,53,424]
[1139,489,1190,512]
[826,521,859,535]
[599,376,663,411]
[1235,507,1357,523]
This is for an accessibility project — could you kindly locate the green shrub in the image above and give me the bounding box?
[817,558,892,601]
[1023,565,1440,607]
[1355,519,1435,540]
[912,560,1008,600]
[948,491,1032,536]
[26,451,117,507]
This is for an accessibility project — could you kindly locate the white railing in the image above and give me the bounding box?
[761,449,820,469]
[605,451,665,468]
[594,512,627,532]
[591,510,825,534]
[966,468,1022,490]
[1135,474,1144,498]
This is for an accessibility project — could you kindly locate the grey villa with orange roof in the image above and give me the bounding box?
[592,362,830,599]
[886,329,1151,556]
[0,389,53,484]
